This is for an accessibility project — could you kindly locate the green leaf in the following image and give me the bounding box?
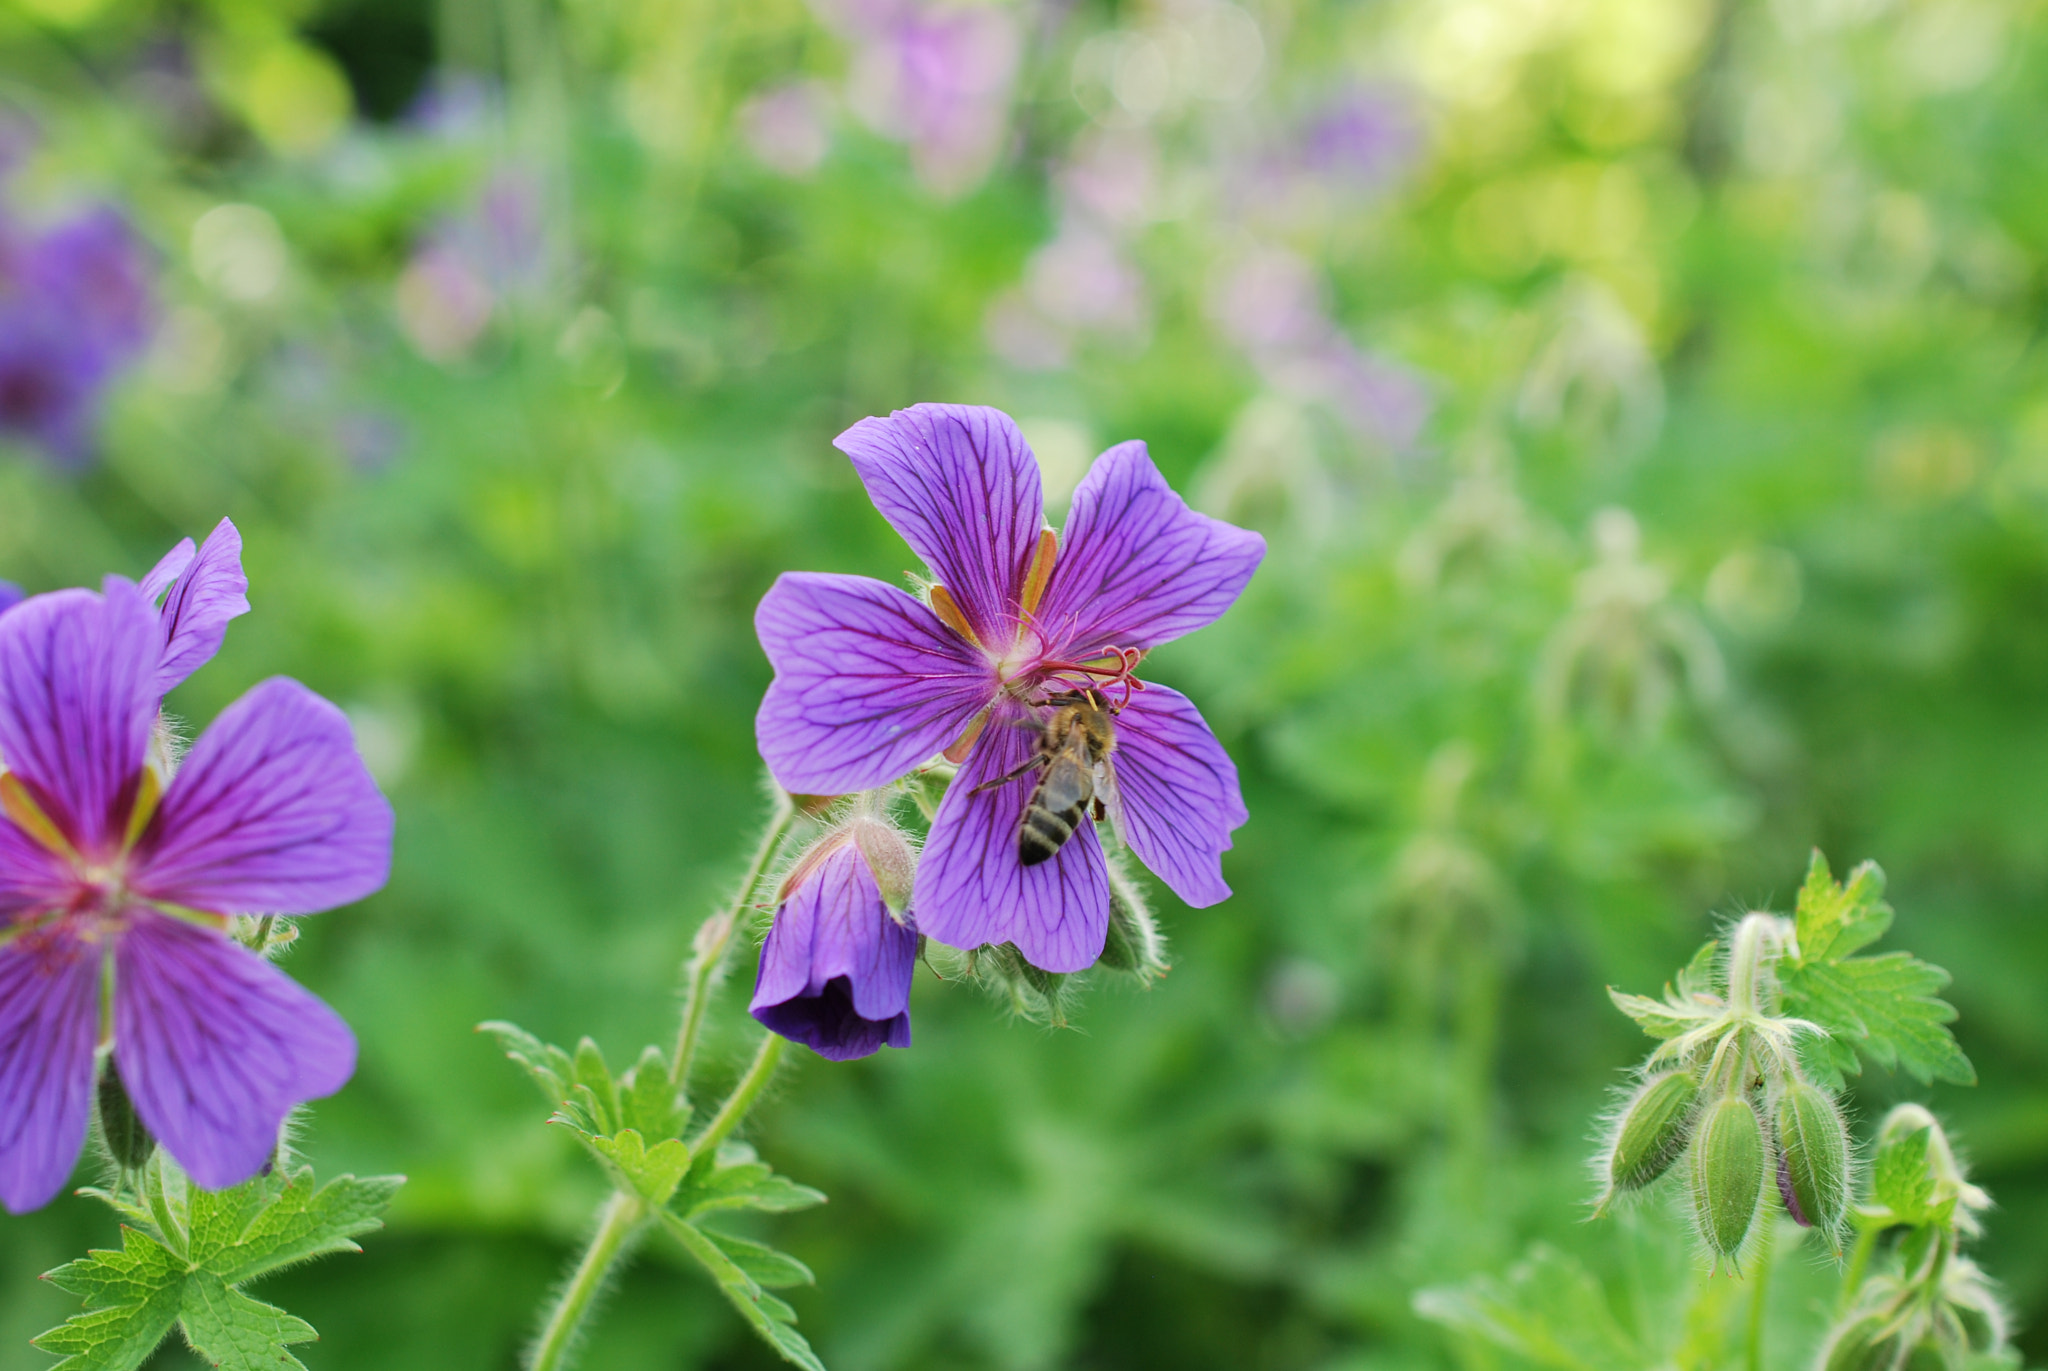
[177,1272,317,1371]
[479,1020,574,1103]
[1782,954,1976,1086]
[700,1229,816,1288]
[572,1037,622,1134]
[621,1045,687,1141]
[657,1211,828,1371]
[1606,988,1709,1040]
[588,1130,693,1207]
[1414,1243,1644,1371]
[36,1161,402,1371]
[675,1157,828,1218]
[1794,852,1894,963]
[35,1229,185,1371]
[1675,938,1719,1000]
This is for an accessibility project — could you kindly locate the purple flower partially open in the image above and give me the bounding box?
[754,404,1264,972]
[137,517,251,697]
[751,822,916,1061]
[0,579,391,1212]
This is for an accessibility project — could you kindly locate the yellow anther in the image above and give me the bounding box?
[123,767,162,854]
[0,773,80,865]
[928,584,983,649]
[1019,528,1059,617]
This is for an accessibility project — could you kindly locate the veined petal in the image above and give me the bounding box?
[113,915,355,1191]
[0,932,100,1213]
[138,536,196,604]
[751,842,916,1061]
[756,571,997,794]
[1037,442,1265,655]
[915,708,1109,973]
[0,581,160,854]
[132,678,393,916]
[1104,684,1246,908]
[152,519,250,697]
[834,404,1045,647]
[0,820,74,917]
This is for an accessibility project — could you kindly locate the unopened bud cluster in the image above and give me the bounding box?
[1817,1107,2009,1371]
[1596,913,1853,1268]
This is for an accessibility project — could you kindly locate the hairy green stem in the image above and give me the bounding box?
[1745,1215,1777,1371]
[693,1032,787,1157]
[1838,1223,1880,1314]
[527,1191,646,1371]
[671,795,796,1083]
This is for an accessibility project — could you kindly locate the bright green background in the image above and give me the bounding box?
[1,0,2045,1366]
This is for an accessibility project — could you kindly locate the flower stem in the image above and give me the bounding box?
[671,794,796,1084]
[1745,1215,1778,1371]
[692,1032,786,1157]
[1838,1222,1880,1314]
[527,1191,646,1371]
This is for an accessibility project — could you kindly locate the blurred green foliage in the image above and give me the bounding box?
[1,0,2046,1366]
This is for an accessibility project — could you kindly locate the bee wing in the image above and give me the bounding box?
[1094,755,1127,844]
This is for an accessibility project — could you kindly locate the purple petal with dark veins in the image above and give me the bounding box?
[756,571,996,794]
[113,915,355,1191]
[138,537,195,604]
[1036,441,1265,656]
[914,705,1109,973]
[1104,684,1246,908]
[751,841,916,1060]
[0,580,160,854]
[0,933,101,1213]
[0,820,74,918]
[834,404,1044,647]
[152,519,249,697]
[133,677,393,916]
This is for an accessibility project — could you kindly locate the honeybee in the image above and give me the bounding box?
[973,690,1117,865]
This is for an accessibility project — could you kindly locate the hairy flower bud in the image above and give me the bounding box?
[1606,1069,1698,1197]
[1096,853,1169,980]
[850,816,917,911]
[1775,1078,1852,1239]
[1688,1093,1767,1265]
[1820,1317,1897,1371]
[96,1065,156,1172]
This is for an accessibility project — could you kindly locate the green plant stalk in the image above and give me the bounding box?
[527,1191,646,1371]
[1745,1215,1777,1371]
[693,1032,787,1157]
[1838,1222,1880,1315]
[672,795,796,1083]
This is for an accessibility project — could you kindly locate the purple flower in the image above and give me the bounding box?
[138,517,251,696]
[0,203,154,466]
[830,0,1021,196]
[754,405,1263,972]
[751,819,917,1060]
[0,579,390,1212]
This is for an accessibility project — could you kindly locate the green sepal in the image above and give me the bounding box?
[1607,988,1711,1040]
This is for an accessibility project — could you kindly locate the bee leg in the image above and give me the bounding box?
[970,755,1045,795]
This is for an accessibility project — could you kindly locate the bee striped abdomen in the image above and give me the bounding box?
[1018,798,1083,865]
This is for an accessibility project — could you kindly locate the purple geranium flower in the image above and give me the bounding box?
[0,579,391,1212]
[754,404,1264,972]
[137,517,251,697]
[751,818,917,1060]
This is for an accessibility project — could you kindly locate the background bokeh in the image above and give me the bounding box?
[1,0,2045,1366]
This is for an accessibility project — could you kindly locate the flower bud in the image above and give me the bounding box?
[1775,1078,1852,1239]
[1820,1317,1897,1371]
[1606,1069,1698,1197]
[96,1064,156,1172]
[1688,1093,1767,1265]
[850,816,916,912]
[1096,854,1169,980]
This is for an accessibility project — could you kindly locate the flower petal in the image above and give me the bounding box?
[1104,684,1246,908]
[138,537,195,605]
[0,933,99,1213]
[133,678,393,916]
[152,519,250,697]
[914,707,1109,973]
[756,571,996,794]
[0,580,160,854]
[751,843,917,1061]
[1036,441,1265,655]
[0,821,74,917]
[834,404,1045,647]
[113,915,355,1191]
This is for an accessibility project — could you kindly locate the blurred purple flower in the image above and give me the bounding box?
[754,405,1262,972]
[1057,129,1160,232]
[740,81,835,177]
[1210,247,1429,448]
[1025,222,1148,334]
[1297,85,1418,189]
[752,820,916,1060]
[0,201,154,466]
[0,579,391,1212]
[827,0,1021,196]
